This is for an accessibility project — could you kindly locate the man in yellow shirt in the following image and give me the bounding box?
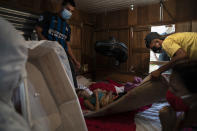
[144,32,197,79]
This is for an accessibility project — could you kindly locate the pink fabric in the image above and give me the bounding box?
[124,76,142,92]
[85,112,136,131]
[78,97,86,110]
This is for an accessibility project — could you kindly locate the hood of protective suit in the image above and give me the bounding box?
[0,17,27,105]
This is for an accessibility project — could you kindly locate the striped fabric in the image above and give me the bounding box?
[37,12,71,51]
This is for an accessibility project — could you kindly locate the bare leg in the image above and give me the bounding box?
[159,106,177,131]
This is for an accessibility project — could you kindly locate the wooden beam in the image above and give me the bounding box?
[150,61,169,65]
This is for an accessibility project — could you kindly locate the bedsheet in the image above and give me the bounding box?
[135,102,169,131]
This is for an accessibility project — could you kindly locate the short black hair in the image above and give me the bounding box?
[76,89,84,94]
[172,60,197,93]
[144,32,165,48]
[62,0,76,7]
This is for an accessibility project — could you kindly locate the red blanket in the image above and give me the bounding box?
[82,79,151,131]
[85,112,137,131]
[89,80,123,94]
[89,82,117,93]
[79,97,151,131]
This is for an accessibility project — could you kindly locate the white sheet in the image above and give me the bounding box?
[135,102,169,131]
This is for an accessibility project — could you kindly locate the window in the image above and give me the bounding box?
[149,25,175,74]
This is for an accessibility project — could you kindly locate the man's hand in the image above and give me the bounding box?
[35,26,47,40]
[75,61,81,70]
[67,43,81,70]
[150,48,188,81]
[151,69,161,80]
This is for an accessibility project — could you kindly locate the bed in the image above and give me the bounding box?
[135,102,169,131]
[77,75,169,131]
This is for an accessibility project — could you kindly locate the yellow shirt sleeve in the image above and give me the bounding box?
[162,38,181,58]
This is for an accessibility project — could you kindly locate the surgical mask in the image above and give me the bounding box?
[152,46,162,53]
[61,9,72,20]
[166,90,190,112]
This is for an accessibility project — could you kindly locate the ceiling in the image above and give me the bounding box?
[75,0,161,14]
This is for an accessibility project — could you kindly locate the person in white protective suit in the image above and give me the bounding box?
[0,17,31,131]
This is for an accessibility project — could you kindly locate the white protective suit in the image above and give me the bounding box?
[0,17,31,131]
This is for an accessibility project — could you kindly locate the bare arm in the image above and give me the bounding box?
[67,42,81,69]
[35,26,47,40]
[94,91,100,111]
[158,48,188,73]
[84,100,95,111]
[84,91,100,111]
[151,48,188,79]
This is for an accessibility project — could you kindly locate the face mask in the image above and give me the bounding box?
[166,90,190,112]
[152,46,162,53]
[61,9,72,20]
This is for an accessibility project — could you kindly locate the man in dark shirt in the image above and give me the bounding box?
[35,0,80,88]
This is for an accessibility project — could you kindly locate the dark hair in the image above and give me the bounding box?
[62,0,76,7]
[144,32,165,48]
[172,60,197,93]
[76,89,84,94]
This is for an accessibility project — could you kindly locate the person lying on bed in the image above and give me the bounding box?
[159,60,197,131]
[76,89,118,111]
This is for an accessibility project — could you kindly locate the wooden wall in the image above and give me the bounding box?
[176,21,197,32]
[176,0,197,22]
[95,28,130,71]
[69,10,95,70]
[128,0,197,26]
[95,10,129,29]
[94,10,151,76]
[0,0,42,13]
[130,26,150,74]
[94,10,131,76]
[69,21,95,69]
[128,0,176,26]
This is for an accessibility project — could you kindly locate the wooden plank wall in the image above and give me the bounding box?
[130,26,150,74]
[128,0,197,26]
[94,10,131,75]
[94,29,131,72]
[94,10,151,76]
[176,21,197,32]
[0,0,42,13]
[128,0,176,26]
[176,0,197,22]
[69,10,95,68]
[95,10,129,29]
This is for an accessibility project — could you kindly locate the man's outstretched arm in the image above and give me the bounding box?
[151,48,188,79]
